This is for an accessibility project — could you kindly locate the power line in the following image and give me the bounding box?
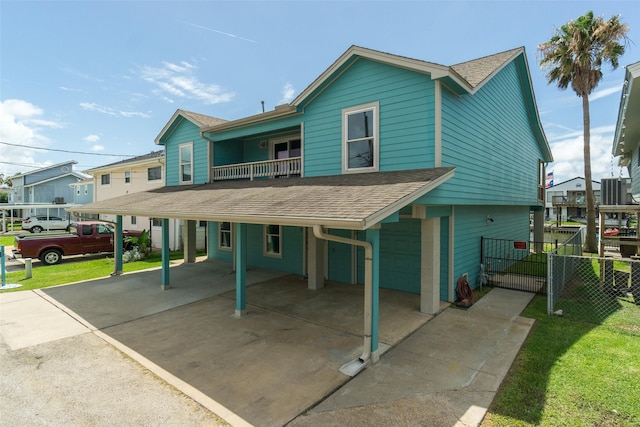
[0,141,136,157]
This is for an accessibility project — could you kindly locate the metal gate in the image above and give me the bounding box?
[481,237,552,294]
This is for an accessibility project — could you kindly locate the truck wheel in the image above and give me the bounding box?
[31,226,43,233]
[40,249,62,265]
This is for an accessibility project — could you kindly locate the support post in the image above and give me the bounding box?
[113,215,123,276]
[162,218,170,290]
[183,219,196,263]
[421,217,440,314]
[235,223,247,317]
[307,228,325,290]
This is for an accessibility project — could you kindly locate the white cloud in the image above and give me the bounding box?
[0,99,58,176]
[80,102,150,118]
[140,61,235,105]
[547,124,626,184]
[590,85,621,102]
[92,144,105,152]
[84,134,100,143]
[180,21,256,43]
[279,82,295,104]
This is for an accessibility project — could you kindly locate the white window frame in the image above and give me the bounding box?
[124,170,131,184]
[131,216,137,226]
[100,173,111,186]
[342,101,379,174]
[179,142,193,185]
[218,222,232,251]
[264,224,282,258]
[147,166,162,182]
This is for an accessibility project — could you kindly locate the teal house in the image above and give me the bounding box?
[74,46,552,363]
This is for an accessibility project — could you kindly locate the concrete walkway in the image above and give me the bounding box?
[1,260,535,427]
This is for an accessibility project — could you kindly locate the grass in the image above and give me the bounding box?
[1,237,200,292]
[482,294,640,426]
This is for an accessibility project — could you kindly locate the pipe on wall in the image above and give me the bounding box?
[312,225,373,363]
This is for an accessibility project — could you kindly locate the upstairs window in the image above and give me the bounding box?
[101,174,110,185]
[147,166,162,182]
[179,143,193,184]
[124,170,131,184]
[343,102,379,173]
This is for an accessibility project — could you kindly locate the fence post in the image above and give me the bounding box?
[631,256,640,305]
[547,252,553,315]
[601,256,614,294]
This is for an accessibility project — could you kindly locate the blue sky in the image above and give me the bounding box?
[1,0,639,185]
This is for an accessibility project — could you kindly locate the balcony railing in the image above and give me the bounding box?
[551,194,586,206]
[211,157,302,182]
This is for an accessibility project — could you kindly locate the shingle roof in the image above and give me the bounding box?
[179,110,228,127]
[70,168,454,230]
[85,150,164,172]
[451,47,523,88]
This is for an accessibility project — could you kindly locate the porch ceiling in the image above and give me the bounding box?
[69,168,454,230]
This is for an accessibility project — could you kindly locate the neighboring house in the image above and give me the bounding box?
[74,45,552,360]
[545,177,601,222]
[84,150,191,250]
[613,61,640,199]
[9,161,89,218]
[69,178,94,205]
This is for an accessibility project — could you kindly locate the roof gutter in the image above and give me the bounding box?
[313,225,373,376]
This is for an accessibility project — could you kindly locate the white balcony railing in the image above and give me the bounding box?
[211,157,301,182]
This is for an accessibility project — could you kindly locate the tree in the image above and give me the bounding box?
[539,11,629,252]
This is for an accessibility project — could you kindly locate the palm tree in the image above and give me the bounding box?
[539,11,629,253]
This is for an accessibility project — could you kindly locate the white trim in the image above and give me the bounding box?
[300,122,305,177]
[124,170,131,185]
[448,208,455,302]
[264,224,283,258]
[342,101,380,174]
[434,81,442,167]
[147,165,163,183]
[179,142,194,185]
[218,221,233,251]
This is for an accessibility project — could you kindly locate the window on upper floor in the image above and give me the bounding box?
[76,187,80,195]
[264,224,282,257]
[219,222,232,251]
[101,174,110,186]
[84,185,88,195]
[147,166,162,182]
[343,102,379,173]
[124,170,131,184]
[179,143,193,184]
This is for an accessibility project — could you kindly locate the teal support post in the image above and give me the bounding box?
[235,223,247,317]
[161,218,170,289]
[366,227,380,359]
[113,215,123,276]
[1,245,5,287]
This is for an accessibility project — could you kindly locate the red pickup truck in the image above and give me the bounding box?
[13,221,141,266]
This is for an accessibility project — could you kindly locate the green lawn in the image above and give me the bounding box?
[482,294,640,426]
[1,235,197,292]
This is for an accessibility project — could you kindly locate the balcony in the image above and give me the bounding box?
[551,194,586,207]
[211,157,302,182]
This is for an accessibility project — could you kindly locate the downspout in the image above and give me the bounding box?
[313,225,373,364]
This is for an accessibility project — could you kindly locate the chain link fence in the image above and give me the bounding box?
[548,229,640,323]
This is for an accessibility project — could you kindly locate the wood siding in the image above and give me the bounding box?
[425,61,543,206]
[303,58,435,177]
[165,119,209,185]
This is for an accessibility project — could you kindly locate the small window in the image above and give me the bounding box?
[84,185,88,195]
[131,216,137,226]
[343,102,379,173]
[76,187,80,195]
[124,170,131,184]
[101,174,110,185]
[151,218,162,227]
[264,224,282,257]
[179,143,193,184]
[147,166,162,181]
[219,222,232,251]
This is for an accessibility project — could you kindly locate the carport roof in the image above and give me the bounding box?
[70,167,454,230]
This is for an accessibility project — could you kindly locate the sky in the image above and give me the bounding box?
[1,0,639,186]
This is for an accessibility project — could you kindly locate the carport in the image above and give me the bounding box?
[69,167,454,372]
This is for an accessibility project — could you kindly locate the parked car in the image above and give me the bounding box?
[13,221,142,265]
[21,215,70,233]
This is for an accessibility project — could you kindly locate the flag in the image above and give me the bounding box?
[545,171,554,188]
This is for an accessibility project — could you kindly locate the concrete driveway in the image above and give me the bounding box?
[3,259,535,426]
